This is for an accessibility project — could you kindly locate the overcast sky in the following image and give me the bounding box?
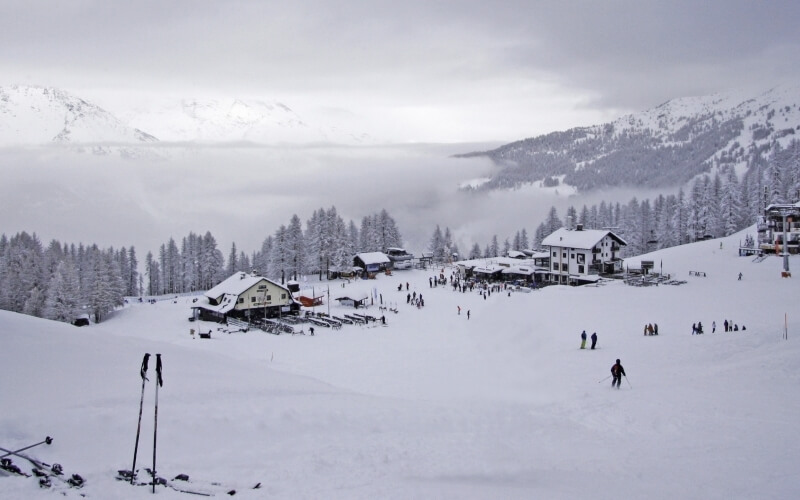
[3,0,799,143]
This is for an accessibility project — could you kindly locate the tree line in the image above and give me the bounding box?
[0,208,402,324]
[431,140,800,260]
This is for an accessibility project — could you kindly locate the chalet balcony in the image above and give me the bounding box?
[591,248,601,254]
[610,244,621,251]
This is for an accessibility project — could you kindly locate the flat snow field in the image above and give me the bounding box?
[2,228,799,499]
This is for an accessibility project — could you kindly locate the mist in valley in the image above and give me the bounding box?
[0,144,671,258]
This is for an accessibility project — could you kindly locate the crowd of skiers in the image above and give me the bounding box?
[644,323,659,336]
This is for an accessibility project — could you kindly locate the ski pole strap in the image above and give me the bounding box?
[140,353,151,381]
[155,354,163,387]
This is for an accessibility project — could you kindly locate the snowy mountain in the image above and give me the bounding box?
[1,227,799,499]
[122,98,375,145]
[461,84,800,192]
[0,85,157,149]
[0,86,375,150]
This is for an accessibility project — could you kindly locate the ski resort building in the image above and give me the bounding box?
[541,225,627,285]
[385,247,414,270]
[455,256,549,285]
[192,272,300,323]
[757,202,800,254]
[354,252,391,274]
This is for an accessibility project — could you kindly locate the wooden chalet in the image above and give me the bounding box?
[192,272,300,323]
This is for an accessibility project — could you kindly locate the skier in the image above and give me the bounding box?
[653,323,658,335]
[738,272,743,281]
[692,323,697,335]
[647,324,654,336]
[580,330,587,349]
[591,332,598,349]
[724,319,729,332]
[457,305,461,315]
[467,310,470,320]
[643,324,648,336]
[611,359,626,389]
[697,321,703,334]
[712,321,716,333]
[309,327,315,336]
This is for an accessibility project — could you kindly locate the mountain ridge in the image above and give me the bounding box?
[0,85,374,150]
[459,84,800,192]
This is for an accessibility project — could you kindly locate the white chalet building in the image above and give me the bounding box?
[541,226,627,285]
[193,272,300,322]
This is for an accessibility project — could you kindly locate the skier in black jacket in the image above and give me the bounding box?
[611,359,626,389]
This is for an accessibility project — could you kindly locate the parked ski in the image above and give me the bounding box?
[117,469,260,496]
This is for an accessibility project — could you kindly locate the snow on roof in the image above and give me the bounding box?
[455,256,538,269]
[501,266,536,275]
[194,293,239,313]
[541,227,627,249]
[356,252,391,265]
[205,272,287,300]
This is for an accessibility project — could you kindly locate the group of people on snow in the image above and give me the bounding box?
[719,319,745,332]
[580,330,598,349]
[643,323,659,336]
[697,320,747,334]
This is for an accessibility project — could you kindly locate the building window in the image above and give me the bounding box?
[553,263,559,271]
[281,293,287,299]
[266,295,271,301]
[578,265,585,274]
[552,251,556,257]
[571,253,575,259]
[251,297,257,303]
[237,298,243,304]
[562,252,567,258]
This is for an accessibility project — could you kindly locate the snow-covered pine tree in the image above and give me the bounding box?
[429,225,444,263]
[490,235,499,258]
[227,242,239,277]
[468,242,482,259]
[43,259,81,323]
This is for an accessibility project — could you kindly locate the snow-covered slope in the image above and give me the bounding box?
[1,227,799,499]
[0,86,158,147]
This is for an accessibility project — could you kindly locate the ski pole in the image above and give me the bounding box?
[0,436,53,460]
[152,354,163,494]
[131,353,150,484]
[598,375,612,383]
[624,375,632,388]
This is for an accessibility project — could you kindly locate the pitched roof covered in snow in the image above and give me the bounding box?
[205,272,289,301]
[355,252,391,265]
[541,228,627,249]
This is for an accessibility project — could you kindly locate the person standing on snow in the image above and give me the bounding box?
[712,321,716,333]
[611,359,626,389]
[581,330,587,349]
[591,332,598,349]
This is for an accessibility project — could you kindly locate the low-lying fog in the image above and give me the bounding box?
[0,144,668,256]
